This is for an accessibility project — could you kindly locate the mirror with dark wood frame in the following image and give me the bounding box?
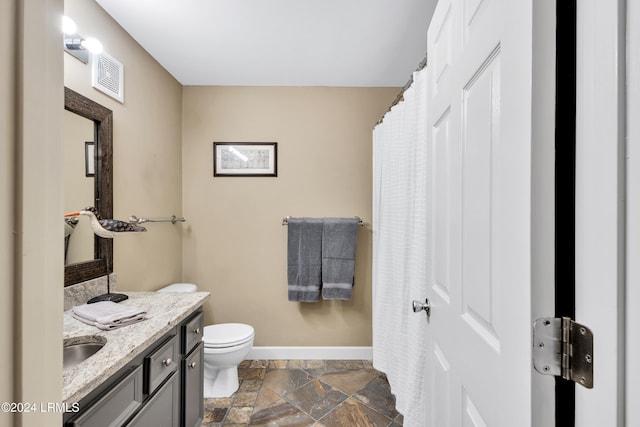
[64,87,113,286]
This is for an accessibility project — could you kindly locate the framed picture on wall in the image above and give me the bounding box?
[213,142,278,177]
[85,141,95,177]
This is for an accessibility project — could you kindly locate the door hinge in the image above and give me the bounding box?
[532,317,593,389]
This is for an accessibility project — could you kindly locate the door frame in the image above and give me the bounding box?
[625,0,639,425]
[574,0,626,425]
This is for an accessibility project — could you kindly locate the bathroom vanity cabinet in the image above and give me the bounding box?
[63,309,204,427]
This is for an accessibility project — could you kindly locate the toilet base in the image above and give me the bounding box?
[203,366,240,398]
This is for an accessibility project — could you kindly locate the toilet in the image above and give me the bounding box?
[157,283,255,398]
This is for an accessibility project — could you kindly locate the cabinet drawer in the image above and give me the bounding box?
[145,335,178,395]
[68,365,143,427]
[182,312,203,354]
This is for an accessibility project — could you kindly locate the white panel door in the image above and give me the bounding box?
[425,0,550,425]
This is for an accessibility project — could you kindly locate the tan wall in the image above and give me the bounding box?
[10,0,65,425]
[182,86,398,346]
[64,0,184,290]
[0,1,15,425]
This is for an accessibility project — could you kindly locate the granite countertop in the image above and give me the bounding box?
[63,291,210,404]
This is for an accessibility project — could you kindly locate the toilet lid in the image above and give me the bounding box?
[157,283,197,293]
[203,323,254,348]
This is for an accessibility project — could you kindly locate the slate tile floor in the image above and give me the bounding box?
[201,360,403,427]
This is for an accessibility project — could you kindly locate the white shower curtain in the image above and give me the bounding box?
[372,67,428,427]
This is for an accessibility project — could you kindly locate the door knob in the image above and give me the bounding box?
[412,298,431,316]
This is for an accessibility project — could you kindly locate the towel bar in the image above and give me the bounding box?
[282,216,364,226]
[129,215,186,225]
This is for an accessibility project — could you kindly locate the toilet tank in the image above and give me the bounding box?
[157,283,198,293]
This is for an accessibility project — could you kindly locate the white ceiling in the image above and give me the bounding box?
[95,0,437,87]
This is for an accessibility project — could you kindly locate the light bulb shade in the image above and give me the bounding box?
[62,16,77,35]
[62,18,103,64]
[80,37,103,54]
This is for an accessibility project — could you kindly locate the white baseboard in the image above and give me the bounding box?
[248,346,372,360]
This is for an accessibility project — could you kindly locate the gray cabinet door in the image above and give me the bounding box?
[182,342,203,427]
[127,371,179,427]
[68,366,143,427]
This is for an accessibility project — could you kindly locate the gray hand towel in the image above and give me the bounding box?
[322,218,358,300]
[287,218,323,302]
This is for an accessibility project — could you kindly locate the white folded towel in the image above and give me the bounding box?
[72,301,146,328]
[72,313,146,330]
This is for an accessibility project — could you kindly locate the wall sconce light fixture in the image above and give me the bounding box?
[63,16,103,64]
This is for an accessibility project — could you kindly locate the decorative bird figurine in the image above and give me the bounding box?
[64,206,146,238]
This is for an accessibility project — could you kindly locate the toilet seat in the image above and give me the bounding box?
[203,323,254,349]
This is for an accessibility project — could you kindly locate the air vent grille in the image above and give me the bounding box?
[92,52,124,103]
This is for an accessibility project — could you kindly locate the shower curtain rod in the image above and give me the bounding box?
[376,56,428,126]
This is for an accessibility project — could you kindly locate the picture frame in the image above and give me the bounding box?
[213,142,278,177]
[85,141,95,177]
